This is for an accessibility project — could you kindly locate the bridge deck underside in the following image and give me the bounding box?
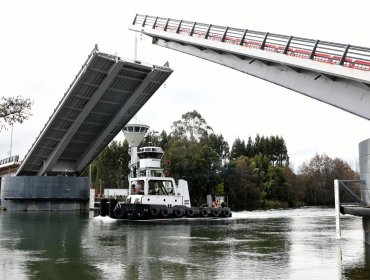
[17,50,172,176]
[131,14,370,121]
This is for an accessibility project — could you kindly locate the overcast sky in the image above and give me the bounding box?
[1,0,370,171]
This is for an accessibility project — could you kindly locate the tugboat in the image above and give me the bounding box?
[99,120,232,220]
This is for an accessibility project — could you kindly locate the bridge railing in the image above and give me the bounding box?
[133,14,370,71]
[0,155,19,166]
[19,45,100,166]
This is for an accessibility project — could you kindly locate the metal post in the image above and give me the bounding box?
[334,179,341,239]
[99,179,102,197]
[9,125,13,157]
[134,32,138,61]
[359,139,370,245]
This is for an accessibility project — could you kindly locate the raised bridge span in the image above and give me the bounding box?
[131,14,370,244]
[16,46,172,177]
[131,14,370,120]
[1,46,172,211]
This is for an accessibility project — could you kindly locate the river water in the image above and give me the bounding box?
[0,207,369,280]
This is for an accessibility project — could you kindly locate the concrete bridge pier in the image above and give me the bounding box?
[359,139,370,245]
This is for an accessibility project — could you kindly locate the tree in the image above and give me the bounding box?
[0,96,33,131]
[87,140,130,193]
[165,111,224,205]
[230,138,246,160]
[223,156,261,210]
[171,110,213,141]
[298,154,358,205]
[164,138,221,205]
[200,133,229,160]
[141,129,171,150]
[263,165,289,202]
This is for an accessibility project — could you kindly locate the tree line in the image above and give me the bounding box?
[85,110,359,210]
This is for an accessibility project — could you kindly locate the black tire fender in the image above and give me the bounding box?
[174,209,182,218]
[113,207,125,219]
[150,207,158,217]
[201,209,208,217]
[161,208,169,218]
[212,209,220,217]
[186,209,194,217]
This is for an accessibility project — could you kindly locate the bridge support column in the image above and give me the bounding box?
[0,176,89,211]
[359,139,370,245]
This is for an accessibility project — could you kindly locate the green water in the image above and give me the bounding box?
[0,208,369,279]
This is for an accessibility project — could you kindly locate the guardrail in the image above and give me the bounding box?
[133,14,370,71]
[0,155,19,166]
[19,45,100,169]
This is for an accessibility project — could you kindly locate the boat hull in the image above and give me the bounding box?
[99,198,232,220]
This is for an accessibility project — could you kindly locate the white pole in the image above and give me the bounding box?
[9,125,13,157]
[334,179,341,239]
[134,32,138,61]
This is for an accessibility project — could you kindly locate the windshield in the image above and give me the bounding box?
[148,180,174,195]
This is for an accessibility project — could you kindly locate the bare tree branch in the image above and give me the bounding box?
[0,96,33,131]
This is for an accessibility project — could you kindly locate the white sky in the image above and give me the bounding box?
[1,0,370,171]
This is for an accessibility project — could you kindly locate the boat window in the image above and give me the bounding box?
[148,180,173,195]
[134,126,140,132]
[128,126,133,132]
[150,170,162,177]
[131,180,144,195]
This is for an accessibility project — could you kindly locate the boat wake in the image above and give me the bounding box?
[93,215,117,223]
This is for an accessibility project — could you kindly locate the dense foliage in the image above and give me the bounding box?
[89,110,359,210]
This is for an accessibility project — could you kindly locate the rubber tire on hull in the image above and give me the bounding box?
[201,209,208,217]
[108,199,118,218]
[174,209,182,218]
[212,209,220,217]
[161,208,169,218]
[186,209,194,218]
[114,207,125,219]
[150,207,159,217]
[222,209,230,217]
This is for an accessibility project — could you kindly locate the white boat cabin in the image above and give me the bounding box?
[126,146,191,207]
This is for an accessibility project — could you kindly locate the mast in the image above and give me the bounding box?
[122,117,149,178]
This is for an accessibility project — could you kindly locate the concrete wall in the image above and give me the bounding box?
[0,176,89,211]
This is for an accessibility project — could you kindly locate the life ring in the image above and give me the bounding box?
[164,170,170,177]
[222,209,230,217]
[164,159,171,165]
[126,209,135,219]
[136,209,144,219]
[161,208,169,218]
[186,209,194,217]
[201,209,208,217]
[174,209,182,218]
[113,207,125,219]
[212,209,220,217]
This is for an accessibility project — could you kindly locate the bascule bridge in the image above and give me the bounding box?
[130,14,370,242]
[0,45,172,210]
